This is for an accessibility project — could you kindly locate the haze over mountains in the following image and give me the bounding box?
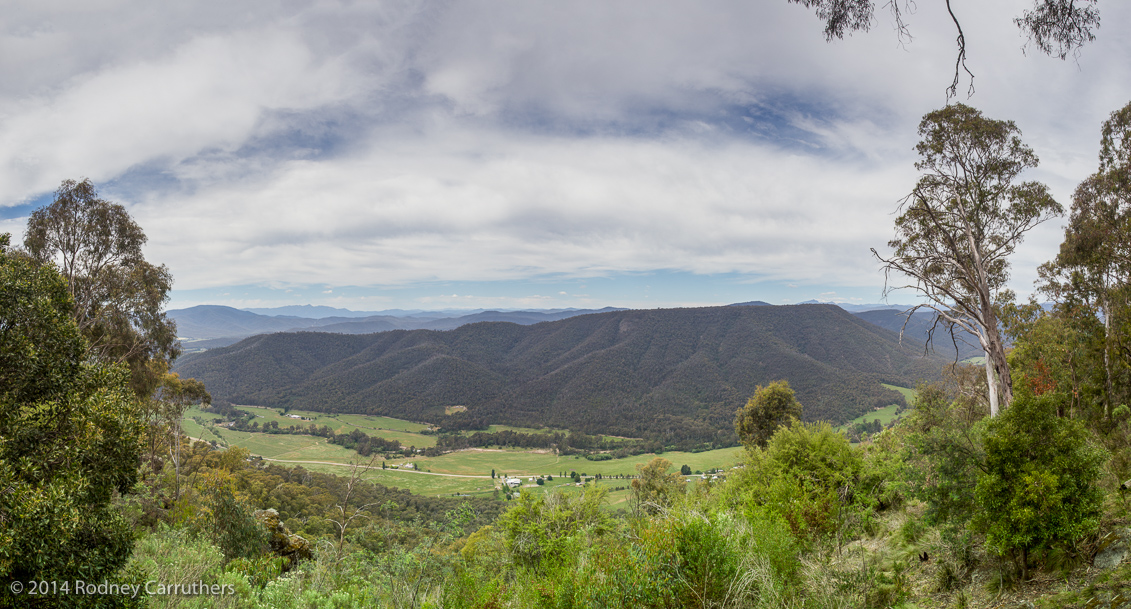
[172,305,627,351]
[175,304,951,443]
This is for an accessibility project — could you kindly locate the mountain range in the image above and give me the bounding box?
[174,304,950,442]
[172,305,627,351]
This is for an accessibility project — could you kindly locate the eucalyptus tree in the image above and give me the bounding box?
[1039,102,1131,419]
[24,178,179,398]
[873,104,1062,416]
[0,233,143,595]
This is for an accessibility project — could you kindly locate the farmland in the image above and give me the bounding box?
[181,405,742,499]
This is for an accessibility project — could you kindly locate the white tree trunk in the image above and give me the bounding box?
[985,350,999,418]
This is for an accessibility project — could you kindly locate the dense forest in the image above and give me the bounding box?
[175,303,943,444]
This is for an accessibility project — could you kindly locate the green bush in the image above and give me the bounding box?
[974,392,1107,580]
[902,382,987,527]
[0,240,145,607]
[497,486,611,572]
[732,421,863,540]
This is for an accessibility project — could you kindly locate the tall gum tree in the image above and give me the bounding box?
[23,178,179,399]
[1039,101,1131,420]
[873,104,1062,416]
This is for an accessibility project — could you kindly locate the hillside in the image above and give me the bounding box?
[176,304,947,442]
[852,308,984,361]
[170,304,626,341]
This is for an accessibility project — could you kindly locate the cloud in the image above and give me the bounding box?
[1,0,1129,309]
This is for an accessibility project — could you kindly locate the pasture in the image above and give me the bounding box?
[381,446,744,478]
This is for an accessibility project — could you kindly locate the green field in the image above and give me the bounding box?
[881,383,916,404]
[192,406,438,447]
[847,403,901,427]
[381,446,743,478]
[842,384,917,428]
[332,413,430,433]
[182,404,743,498]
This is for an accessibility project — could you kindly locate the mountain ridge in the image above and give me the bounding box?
[175,304,947,442]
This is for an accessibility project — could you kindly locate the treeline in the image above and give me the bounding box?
[176,304,943,442]
[430,429,669,457]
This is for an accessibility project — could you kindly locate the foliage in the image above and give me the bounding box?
[197,473,270,562]
[0,236,144,606]
[974,391,1106,579]
[902,381,987,527]
[730,421,863,540]
[1037,100,1131,422]
[791,0,1102,98]
[1015,0,1101,61]
[735,380,803,448]
[177,304,945,444]
[875,103,1062,414]
[631,457,686,515]
[497,486,611,572]
[24,179,179,399]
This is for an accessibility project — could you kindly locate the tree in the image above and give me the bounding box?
[329,454,381,562]
[1038,101,1131,420]
[631,457,685,516]
[497,486,610,571]
[0,233,144,603]
[24,178,179,398]
[874,104,1062,416]
[149,372,211,501]
[734,380,803,449]
[973,392,1106,580]
[680,464,693,476]
[790,0,1102,98]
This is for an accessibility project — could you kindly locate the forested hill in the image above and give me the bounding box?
[175,304,947,442]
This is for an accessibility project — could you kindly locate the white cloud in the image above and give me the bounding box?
[1,0,1128,308]
[0,27,357,200]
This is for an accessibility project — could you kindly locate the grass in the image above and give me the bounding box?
[208,428,361,462]
[189,406,438,447]
[180,416,224,444]
[183,405,743,498]
[848,403,903,427]
[881,383,917,403]
[330,413,430,433]
[838,384,917,431]
[381,446,744,478]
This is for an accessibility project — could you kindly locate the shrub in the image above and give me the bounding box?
[497,486,611,572]
[733,421,863,540]
[973,392,1107,580]
[902,382,987,527]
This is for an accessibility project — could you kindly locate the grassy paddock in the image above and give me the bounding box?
[881,383,916,404]
[185,406,438,447]
[847,403,902,427]
[382,446,744,478]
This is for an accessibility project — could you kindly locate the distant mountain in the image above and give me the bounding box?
[729,301,772,307]
[169,305,630,345]
[793,300,915,313]
[175,305,947,441]
[851,308,985,361]
[170,305,322,338]
[240,305,394,319]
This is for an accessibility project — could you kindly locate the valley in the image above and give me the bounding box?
[175,303,948,446]
[183,404,745,508]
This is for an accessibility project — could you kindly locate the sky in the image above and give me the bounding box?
[2,1,1129,312]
